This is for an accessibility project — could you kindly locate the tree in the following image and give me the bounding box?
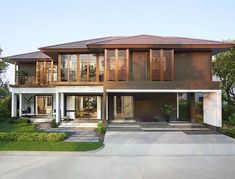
[213,46,235,103]
[0,47,10,99]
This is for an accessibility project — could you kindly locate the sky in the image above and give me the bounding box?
[0,0,235,83]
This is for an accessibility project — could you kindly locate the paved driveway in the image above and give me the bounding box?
[0,131,235,179]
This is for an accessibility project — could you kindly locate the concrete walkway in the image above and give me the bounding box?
[1,131,235,179]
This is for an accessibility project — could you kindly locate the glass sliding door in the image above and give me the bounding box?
[74,96,101,120]
[114,96,133,119]
[36,96,53,115]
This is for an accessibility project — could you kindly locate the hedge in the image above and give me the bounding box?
[0,132,67,142]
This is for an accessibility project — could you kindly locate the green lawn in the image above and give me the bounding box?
[0,119,103,151]
[0,141,103,151]
[220,127,235,139]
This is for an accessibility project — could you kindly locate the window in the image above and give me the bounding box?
[152,50,161,81]
[107,50,115,81]
[61,55,77,82]
[80,54,97,82]
[118,50,126,81]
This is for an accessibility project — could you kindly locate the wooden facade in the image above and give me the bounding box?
[15,49,217,89]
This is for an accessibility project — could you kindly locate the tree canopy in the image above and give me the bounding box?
[213,45,235,102]
[0,47,10,99]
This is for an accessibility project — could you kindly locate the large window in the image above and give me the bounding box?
[106,49,128,81]
[150,49,174,81]
[61,55,77,82]
[80,54,97,82]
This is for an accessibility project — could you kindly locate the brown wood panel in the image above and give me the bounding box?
[126,49,129,81]
[77,54,80,82]
[131,52,148,81]
[104,81,220,90]
[58,55,61,82]
[175,52,211,81]
[149,49,153,81]
[160,49,164,81]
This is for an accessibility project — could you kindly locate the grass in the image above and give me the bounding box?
[0,141,103,151]
[0,119,103,151]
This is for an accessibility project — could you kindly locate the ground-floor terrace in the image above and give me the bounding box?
[10,86,222,128]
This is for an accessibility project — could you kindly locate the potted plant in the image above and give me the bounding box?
[24,96,33,113]
[16,70,28,85]
[161,104,175,123]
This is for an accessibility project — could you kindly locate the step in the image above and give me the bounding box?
[60,123,97,128]
[142,127,210,131]
[107,127,142,132]
[108,124,140,128]
[110,120,137,124]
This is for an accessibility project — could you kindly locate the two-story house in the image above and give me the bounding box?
[8,35,234,128]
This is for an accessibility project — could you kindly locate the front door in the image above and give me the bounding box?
[113,96,134,120]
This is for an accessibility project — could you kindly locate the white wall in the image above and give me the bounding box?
[203,91,222,127]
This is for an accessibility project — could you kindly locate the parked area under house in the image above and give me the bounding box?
[11,86,222,129]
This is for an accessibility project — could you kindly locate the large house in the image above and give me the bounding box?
[8,35,235,128]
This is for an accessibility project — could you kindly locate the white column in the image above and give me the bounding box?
[61,93,64,118]
[203,91,222,127]
[106,95,108,121]
[176,93,179,119]
[19,93,22,117]
[97,96,101,119]
[56,92,60,123]
[11,93,17,117]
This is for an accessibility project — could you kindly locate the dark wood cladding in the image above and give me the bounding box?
[175,52,212,81]
[104,81,220,90]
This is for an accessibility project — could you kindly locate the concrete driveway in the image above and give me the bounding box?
[0,131,235,179]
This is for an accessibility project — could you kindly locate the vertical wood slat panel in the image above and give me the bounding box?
[160,49,164,81]
[115,49,118,81]
[171,50,174,81]
[35,61,38,85]
[43,61,46,84]
[77,54,80,82]
[126,49,129,81]
[96,54,99,82]
[67,56,70,82]
[58,55,61,82]
[87,55,90,82]
[50,61,53,83]
[104,49,108,81]
[149,49,153,81]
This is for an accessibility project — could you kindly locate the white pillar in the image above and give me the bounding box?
[19,93,22,117]
[56,92,60,123]
[176,93,179,119]
[11,93,17,117]
[97,96,101,119]
[61,93,64,118]
[203,91,222,127]
[106,95,108,121]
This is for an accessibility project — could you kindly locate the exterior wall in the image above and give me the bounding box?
[203,91,222,127]
[134,93,177,121]
[175,52,212,81]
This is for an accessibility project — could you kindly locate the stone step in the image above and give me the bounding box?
[108,124,140,128]
[142,127,210,131]
[107,127,142,132]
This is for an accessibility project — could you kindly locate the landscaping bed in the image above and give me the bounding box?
[0,118,103,151]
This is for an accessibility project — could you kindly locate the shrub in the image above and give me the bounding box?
[153,115,161,122]
[228,113,235,126]
[97,120,106,135]
[220,127,235,139]
[14,117,31,124]
[0,132,67,142]
[51,119,58,128]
